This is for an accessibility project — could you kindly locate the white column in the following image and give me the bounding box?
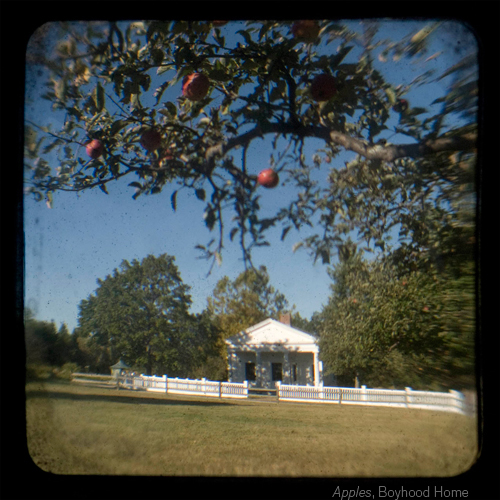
[283,351,290,384]
[313,350,320,387]
[256,350,262,388]
[227,350,233,382]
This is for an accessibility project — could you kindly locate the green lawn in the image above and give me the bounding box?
[25,381,478,477]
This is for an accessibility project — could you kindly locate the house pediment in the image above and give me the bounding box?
[225,318,318,352]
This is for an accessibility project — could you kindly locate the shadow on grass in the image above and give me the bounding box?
[25,386,238,408]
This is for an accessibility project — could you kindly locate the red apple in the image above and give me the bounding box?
[182,73,210,101]
[393,99,409,113]
[212,21,228,27]
[257,168,279,188]
[310,74,336,101]
[86,139,104,159]
[292,20,320,41]
[140,129,163,151]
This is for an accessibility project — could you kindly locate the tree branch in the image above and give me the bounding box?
[204,121,477,169]
[327,130,477,162]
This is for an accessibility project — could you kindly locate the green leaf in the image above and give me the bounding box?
[151,48,165,65]
[236,30,253,46]
[95,82,105,112]
[229,227,238,242]
[384,87,397,105]
[214,251,222,266]
[407,107,428,116]
[128,182,142,189]
[99,183,109,194]
[208,68,230,82]
[42,138,64,154]
[171,190,178,211]
[156,65,170,76]
[281,226,292,241]
[410,24,437,45]
[163,101,177,117]
[203,206,216,230]
[54,78,67,101]
[46,191,53,208]
[330,46,354,69]
[195,188,206,201]
[110,119,128,136]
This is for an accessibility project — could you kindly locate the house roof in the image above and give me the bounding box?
[225,318,318,350]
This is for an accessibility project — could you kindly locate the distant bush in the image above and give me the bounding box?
[26,364,54,381]
[26,363,80,381]
[53,363,80,380]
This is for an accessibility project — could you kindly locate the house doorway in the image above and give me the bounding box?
[245,362,256,382]
[271,362,283,383]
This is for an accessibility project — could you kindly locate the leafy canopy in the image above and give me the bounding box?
[318,253,475,389]
[77,253,216,376]
[207,265,289,338]
[24,20,478,269]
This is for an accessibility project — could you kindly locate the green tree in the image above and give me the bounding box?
[25,314,58,366]
[184,310,227,381]
[77,254,196,376]
[24,20,477,270]
[207,265,290,338]
[71,326,111,373]
[25,310,73,367]
[205,265,292,379]
[318,253,474,390]
[55,322,72,363]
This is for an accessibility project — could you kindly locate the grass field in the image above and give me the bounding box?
[25,380,478,477]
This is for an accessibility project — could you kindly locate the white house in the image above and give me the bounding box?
[225,314,323,389]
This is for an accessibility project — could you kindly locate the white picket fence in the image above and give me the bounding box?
[119,374,248,399]
[276,382,470,415]
[114,374,471,415]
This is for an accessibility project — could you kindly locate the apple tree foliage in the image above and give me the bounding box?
[76,253,221,376]
[24,20,478,270]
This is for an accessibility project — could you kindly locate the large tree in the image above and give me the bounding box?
[207,265,290,339]
[77,253,201,376]
[24,20,478,270]
[318,253,475,390]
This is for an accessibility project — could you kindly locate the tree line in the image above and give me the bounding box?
[26,249,475,391]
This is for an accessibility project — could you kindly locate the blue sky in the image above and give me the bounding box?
[24,20,477,332]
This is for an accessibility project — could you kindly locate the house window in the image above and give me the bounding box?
[245,362,256,382]
[292,364,298,383]
[272,363,283,382]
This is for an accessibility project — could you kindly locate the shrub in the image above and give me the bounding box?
[26,364,54,381]
[55,362,80,380]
